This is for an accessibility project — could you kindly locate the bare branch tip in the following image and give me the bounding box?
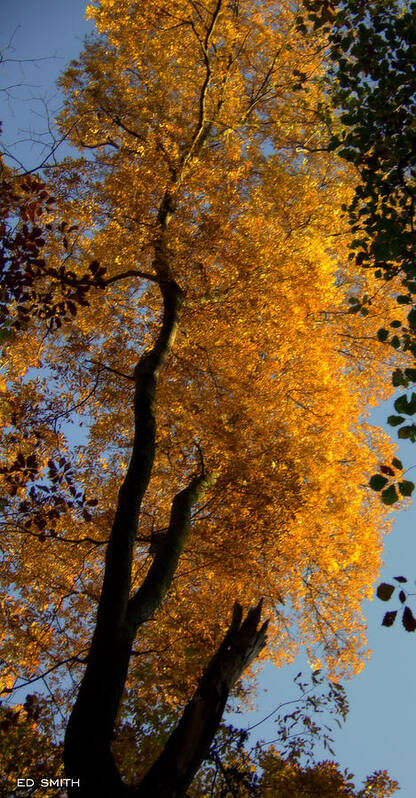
[231,601,244,628]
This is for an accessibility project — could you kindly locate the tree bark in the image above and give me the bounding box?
[135,601,268,798]
[64,277,187,797]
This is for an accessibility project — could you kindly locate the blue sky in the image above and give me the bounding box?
[240,400,416,796]
[2,1,416,794]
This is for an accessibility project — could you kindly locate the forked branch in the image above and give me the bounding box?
[135,601,268,798]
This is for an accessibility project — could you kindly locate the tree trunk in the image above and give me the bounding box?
[135,602,268,798]
[64,214,268,796]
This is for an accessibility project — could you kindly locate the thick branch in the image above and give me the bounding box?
[135,601,268,798]
[95,278,184,633]
[126,472,217,630]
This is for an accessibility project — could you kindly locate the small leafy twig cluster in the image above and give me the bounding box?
[0,451,98,539]
[1,174,106,334]
[376,576,416,632]
[369,457,414,506]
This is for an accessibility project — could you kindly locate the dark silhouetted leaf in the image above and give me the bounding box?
[402,606,416,632]
[398,425,415,439]
[398,480,415,497]
[376,583,395,601]
[394,394,416,415]
[377,328,389,342]
[392,369,407,387]
[369,474,388,491]
[382,611,397,627]
[380,465,395,476]
[387,415,405,427]
[381,485,399,505]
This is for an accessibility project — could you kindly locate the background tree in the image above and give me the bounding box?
[319,0,416,463]
[0,0,408,794]
[0,696,64,798]
[190,670,398,796]
[308,0,416,632]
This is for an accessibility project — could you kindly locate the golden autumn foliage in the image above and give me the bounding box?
[251,753,398,798]
[249,751,398,798]
[0,0,409,790]
[0,697,64,797]
[190,744,399,798]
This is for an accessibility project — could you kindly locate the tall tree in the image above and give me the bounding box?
[0,0,408,794]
